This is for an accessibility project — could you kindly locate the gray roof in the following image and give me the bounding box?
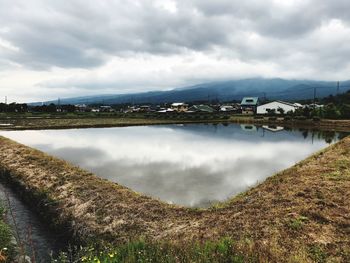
[189,104,214,112]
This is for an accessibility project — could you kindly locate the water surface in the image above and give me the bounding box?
[0,124,346,207]
[0,183,66,262]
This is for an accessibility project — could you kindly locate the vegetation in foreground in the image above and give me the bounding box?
[0,203,15,262]
[54,238,252,263]
[0,136,350,262]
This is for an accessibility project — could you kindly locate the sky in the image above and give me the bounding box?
[1,0,350,103]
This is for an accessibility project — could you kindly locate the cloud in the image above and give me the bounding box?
[0,124,330,206]
[0,0,350,101]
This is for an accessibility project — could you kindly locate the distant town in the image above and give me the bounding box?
[0,97,327,114]
[2,90,350,120]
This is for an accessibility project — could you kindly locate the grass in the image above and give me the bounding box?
[54,238,250,263]
[308,245,327,263]
[287,216,309,231]
[0,202,16,262]
[0,135,350,262]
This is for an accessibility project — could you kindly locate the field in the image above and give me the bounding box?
[1,113,350,132]
[0,132,349,262]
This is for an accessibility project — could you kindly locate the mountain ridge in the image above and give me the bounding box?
[31,78,350,105]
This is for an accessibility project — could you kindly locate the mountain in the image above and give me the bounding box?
[31,78,350,105]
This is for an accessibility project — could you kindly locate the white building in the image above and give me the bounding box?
[171,102,188,112]
[220,105,234,112]
[257,101,301,115]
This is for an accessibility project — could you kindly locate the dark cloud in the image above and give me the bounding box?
[0,0,349,70]
[1,0,350,102]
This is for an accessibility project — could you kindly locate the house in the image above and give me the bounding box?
[262,125,284,132]
[99,105,114,112]
[157,108,175,113]
[220,104,241,112]
[220,105,234,112]
[139,105,151,112]
[75,104,88,112]
[257,101,301,115]
[171,102,189,112]
[241,97,259,114]
[307,103,324,109]
[188,104,214,113]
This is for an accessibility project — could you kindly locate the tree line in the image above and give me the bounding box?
[0,103,77,113]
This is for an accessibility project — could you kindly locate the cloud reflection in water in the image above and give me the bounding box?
[0,124,342,207]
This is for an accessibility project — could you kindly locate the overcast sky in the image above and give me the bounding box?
[1,0,350,102]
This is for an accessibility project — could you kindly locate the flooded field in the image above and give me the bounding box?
[1,124,346,207]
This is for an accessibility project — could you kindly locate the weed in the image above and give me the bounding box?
[308,244,327,263]
[0,201,16,262]
[287,216,308,231]
[53,238,249,263]
[323,171,350,181]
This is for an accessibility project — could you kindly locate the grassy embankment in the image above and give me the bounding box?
[0,135,349,262]
[1,112,350,132]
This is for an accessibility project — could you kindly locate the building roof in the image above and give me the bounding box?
[293,103,303,108]
[189,104,214,112]
[275,100,297,107]
[241,97,259,106]
[258,100,299,108]
[171,102,187,107]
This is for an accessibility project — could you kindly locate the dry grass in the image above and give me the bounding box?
[0,136,349,262]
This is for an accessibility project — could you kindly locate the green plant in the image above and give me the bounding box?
[0,203,16,262]
[287,216,308,230]
[53,238,249,263]
[308,245,327,263]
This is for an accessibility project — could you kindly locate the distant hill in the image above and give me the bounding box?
[31,78,350,105]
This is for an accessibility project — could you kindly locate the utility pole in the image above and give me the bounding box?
[5,96,7,104]
[337,81,340,95]
[313,87,316,108]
